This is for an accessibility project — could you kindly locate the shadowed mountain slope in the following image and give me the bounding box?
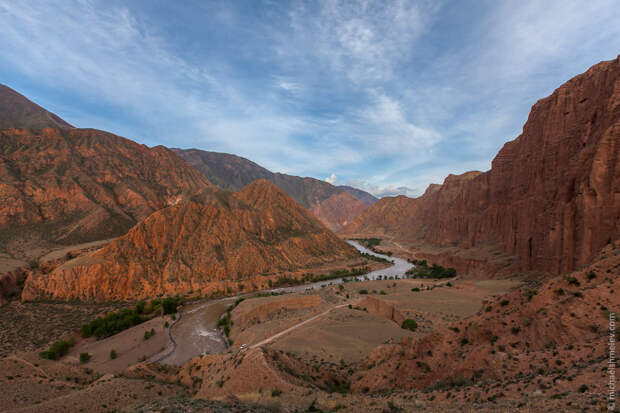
[172,148,375,229]
[0,84,74,129]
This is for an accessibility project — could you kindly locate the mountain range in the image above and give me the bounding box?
[0,84,374,270]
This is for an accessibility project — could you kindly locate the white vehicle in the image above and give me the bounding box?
[240,343,248,350]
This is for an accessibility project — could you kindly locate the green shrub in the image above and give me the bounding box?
[411,287,420,292]
[271,388,282,397]
[359,289,368,295]
[110,349,117,359]
[135,300,146,314]
[401,319,418,332]
[578,384,589,393]
[500,299,510,306]
[162,297,180,315]
[39,339,73,360]
[79,353,91,363]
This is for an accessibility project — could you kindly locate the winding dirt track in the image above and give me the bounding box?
[250,303,349,348]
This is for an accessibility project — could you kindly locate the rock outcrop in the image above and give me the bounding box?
[341,56,620,275]
[0,128,210,259]
[22,180,358,301]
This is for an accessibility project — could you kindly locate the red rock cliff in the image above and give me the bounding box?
[341,56,620,275]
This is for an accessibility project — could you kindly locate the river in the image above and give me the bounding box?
[157,239,413,364]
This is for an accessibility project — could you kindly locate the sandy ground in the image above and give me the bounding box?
[66,315,173,374]
[38,239,114,262]
[0,252,27,273]
[268,305,417,364]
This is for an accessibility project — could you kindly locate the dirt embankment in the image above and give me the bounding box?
[232,295,323,327]
[358,296,406,325]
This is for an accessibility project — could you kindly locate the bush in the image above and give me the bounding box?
[39,340,73,360]
[578,384,589,393]
[162,297,180,315]
[511,327,520,334]
[401,319,418,332]
[359,289,368,294]
[135,300,146,314]
[79,353,91,363]
[500,299,510,306]
[271,388,282,397]
[144,328,155,340]
[110,349,117,359]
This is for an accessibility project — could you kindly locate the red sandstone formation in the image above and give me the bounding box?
[0,128,210,258]
[21,180,358,301]
[341,56,620,275]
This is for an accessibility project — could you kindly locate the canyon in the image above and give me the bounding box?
[341,55,620,276]
[0,56,618,413]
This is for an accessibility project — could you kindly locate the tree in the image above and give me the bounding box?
[401,319,418,332]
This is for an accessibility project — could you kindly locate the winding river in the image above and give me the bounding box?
[156,240,413,365]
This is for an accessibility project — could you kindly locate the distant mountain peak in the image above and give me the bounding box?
[0,84,74,129]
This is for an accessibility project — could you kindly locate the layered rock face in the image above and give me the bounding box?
[22,180,358,301]
[172,148,374,230]
[0,128,210,256]
[341,56,620,275]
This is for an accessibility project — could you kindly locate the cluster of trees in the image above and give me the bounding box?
[268,267,372,288]
[355,238,381,249]
[80,297,181,340]
[406,260,456,279]
[354,238,393,256]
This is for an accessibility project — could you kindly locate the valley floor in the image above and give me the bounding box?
[1,240,618,412]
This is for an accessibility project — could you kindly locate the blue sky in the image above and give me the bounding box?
[1,1,618,197]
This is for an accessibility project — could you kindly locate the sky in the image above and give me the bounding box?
[0,1,618,197]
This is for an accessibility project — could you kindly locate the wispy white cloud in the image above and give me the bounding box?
[325,173,337,184]
[0,0,617,199]
[289,0,439,83]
